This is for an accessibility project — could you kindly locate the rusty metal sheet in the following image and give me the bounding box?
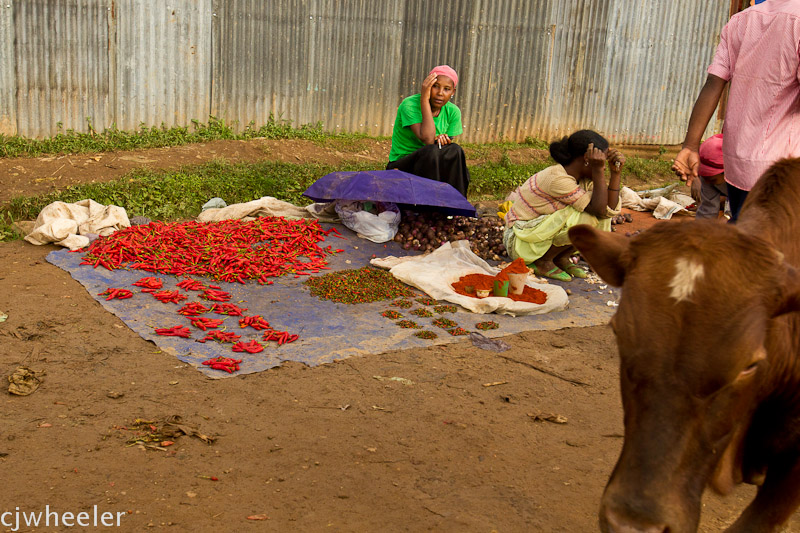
[114,0,212,131]
[13,0,112,138]
[0,1,15,135]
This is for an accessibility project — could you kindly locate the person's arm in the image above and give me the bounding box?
[584,143,610,218]
[409,73,438,145]
[672,74,727,186]
[605,148,624,210]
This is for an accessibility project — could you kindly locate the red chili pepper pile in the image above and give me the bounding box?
[152,290,188,304]
[132,277,163,292]
[239,315,271,330]
[189,316,224,331]
[232,340,264,353]
[81,218,336,283]
[262,330,299,345]
[98,288,133,301]
[202,356,242,373]
[154,325,192,338]
[197,331,241,344]
[176,278,205,291]
[178,302,211,316]
[211,303,247,316]
[200,288,232,302]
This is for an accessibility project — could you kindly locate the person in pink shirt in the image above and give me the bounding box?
[672,0,800,222]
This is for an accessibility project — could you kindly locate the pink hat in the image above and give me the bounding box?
[698,134,724,177]
[429,65,458,87]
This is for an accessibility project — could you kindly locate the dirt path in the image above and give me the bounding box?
[1,140,796,532]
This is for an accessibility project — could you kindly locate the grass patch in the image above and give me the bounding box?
[2,160,379,227]
[0,115,370,159]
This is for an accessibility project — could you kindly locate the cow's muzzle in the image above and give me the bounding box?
[601,505,669,533]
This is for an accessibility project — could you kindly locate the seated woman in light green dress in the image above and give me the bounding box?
[502,130,624,282]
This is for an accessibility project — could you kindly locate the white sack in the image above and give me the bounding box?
[197,196,312,222]
[371,240,569,316]
[334,201,400,243]
[24,199,130,250]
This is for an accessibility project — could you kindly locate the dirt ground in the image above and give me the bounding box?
[2,141,797,532]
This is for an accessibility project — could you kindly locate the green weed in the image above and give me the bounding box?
[0,115,362,159]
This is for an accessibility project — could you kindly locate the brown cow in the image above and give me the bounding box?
[568,158,800,532]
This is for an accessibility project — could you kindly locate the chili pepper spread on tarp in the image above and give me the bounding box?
[232,340,264,353]
[98,288,133,301]
[132,277,163,292]
[189,317,224,331]
[155,325,192,338]
[80,218,337,283]
[202,356,242,373]
[197,331,241,344]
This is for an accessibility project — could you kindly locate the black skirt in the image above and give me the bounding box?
[386,143,471,198]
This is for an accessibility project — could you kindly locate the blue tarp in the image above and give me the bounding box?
[303,169,477,217]
[46,223,616,379]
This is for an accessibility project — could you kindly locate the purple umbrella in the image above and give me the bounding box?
[303,169,477,217]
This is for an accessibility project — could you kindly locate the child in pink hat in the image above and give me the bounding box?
[694,133,729,219]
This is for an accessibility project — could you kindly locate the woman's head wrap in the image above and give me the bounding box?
[429,65,458,87]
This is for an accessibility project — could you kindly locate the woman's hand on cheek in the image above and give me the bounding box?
[607,148,625,171]
[421,73,437,98]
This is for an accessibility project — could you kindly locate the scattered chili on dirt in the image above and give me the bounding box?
[391,299,413,308]
[410,308,434,318]
[98,288,133,301]
[451,273,547,304]
[432,317,458,329]
[304,267,415,304]
[475,321,500,330]
[414,330,438,340]
[396,320,422,329]
[415,297,438,306]
[381,310,403,319]
[448,327,470,336]
[154,325,192,338]
[81,218,335,284]
[433,304,457,314]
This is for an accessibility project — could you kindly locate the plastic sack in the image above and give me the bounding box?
[334,201,401,243]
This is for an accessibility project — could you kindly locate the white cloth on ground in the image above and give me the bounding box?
[24,199,130,250]
[196,196,312,222]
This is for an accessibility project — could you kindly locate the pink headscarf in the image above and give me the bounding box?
[429,65,458,87]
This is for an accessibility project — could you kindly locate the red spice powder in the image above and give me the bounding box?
[451,273,546,304]
[501,258,529,275]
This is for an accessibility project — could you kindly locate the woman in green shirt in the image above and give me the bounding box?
[386,65,470,197]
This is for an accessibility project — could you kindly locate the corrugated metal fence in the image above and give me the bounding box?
[0,0,727,144]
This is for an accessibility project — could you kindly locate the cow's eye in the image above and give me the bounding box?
[741,362,758,376]
[736,361,761,382]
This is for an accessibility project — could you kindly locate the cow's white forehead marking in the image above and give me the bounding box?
[669,257,704,302]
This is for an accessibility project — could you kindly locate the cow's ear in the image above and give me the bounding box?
[772,264,800,317]
[568,225,630,287]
